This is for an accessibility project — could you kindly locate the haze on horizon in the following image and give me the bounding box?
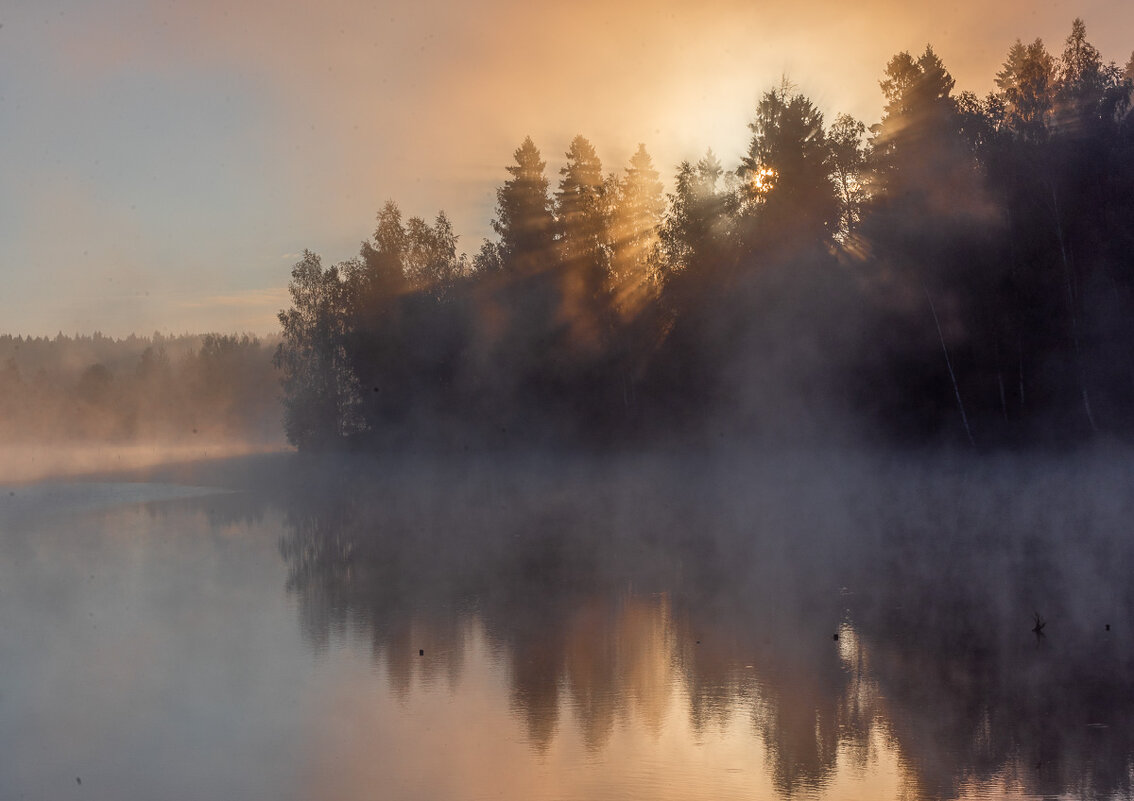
[3,0,1132,337]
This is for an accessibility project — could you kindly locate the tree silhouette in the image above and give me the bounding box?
[266,18,1134,450]
[361,201,411,296]
[738,87,839,246]
[996,38,1056,140]
[403,211,465,294]
[828,114,868,237]
[555,136,609,267]
[1055,18,1111,131]
[608,144,665,319]
[275,251,362,448]
[656,150,733,281]
[555,135,611,350]
[871,46,965,206]
[491,137,556,276]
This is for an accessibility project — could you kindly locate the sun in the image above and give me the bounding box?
[751,166,778,194]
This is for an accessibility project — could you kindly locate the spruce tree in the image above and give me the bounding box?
[609,144,665,315]
[491,137,556,275]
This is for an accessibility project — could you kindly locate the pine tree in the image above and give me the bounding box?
[555,135,609,269]
[657,150,731,279]
[1054,19,1129,133]
[995,38,1056,139]
[554,135,611,348]
[739,86,838,243]
[609,144,665,315]
[869,46,969,205]
[491,137,556,275]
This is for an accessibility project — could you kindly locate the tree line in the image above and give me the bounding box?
[0,332,281,443]
[277,19,1134,450]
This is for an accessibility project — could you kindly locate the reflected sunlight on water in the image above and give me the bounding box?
[0,442,287,484]
[298,609,912,801]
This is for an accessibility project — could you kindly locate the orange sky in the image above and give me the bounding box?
[2,0,1132,336]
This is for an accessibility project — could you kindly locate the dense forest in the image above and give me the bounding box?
[275,20,1134,450]
[0,332,280,444]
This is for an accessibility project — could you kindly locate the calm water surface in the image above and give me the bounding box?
[2,451,1133,800]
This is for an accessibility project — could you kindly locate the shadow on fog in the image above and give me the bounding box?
[272,449,1134,800]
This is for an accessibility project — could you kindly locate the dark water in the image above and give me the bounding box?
[3,450,1134,800]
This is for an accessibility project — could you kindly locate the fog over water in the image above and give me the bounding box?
[5,11,1134,799]
[3,448,1133,800]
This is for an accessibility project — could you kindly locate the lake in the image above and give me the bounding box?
[2,449,1133,800]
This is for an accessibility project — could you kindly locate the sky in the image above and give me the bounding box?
[2,0,1133,337]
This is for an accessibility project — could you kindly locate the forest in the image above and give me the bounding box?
[275,20,1134,452]
[0,332,280,444]
[12,20,1127,454]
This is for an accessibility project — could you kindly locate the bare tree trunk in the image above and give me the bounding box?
[1050,186,1098,432]
[923,282,975,447]
[1018,339,1025,411]
[994,339,1008,422]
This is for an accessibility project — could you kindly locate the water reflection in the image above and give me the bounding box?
[5,452,1133,800]
[0,484,308,801]
[274,451,1134,800]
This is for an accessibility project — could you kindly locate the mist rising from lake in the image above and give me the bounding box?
[2,448,1133,800]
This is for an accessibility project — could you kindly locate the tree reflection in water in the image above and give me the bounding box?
[274,450,1134,799]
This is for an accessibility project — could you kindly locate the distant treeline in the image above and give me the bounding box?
[0,332,281,443]
[277,19,1134,450]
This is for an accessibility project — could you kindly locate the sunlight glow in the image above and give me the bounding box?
[751,167,778,194]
